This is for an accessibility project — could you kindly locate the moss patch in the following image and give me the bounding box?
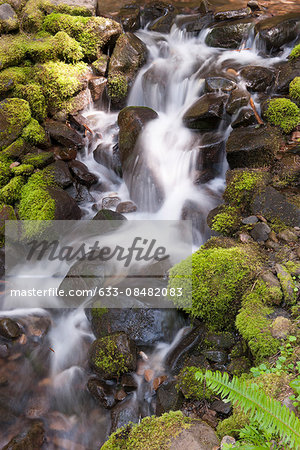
[0,176,26,205]
[211,205,241,236]
[14,83,47,122]
[289,77,300,105]
[0,98,32,150]
[176,366,213,400]
[11,164,34,176]
[107,72,128,103]
[289,43,300,60]
[224,169,266,209]
[0,161,12,188]
[21,118,47,146]
[264,98,300,133]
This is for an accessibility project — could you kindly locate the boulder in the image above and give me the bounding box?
[156,380,184,416]
[250,186,300,227]
[92,209,127,221]
[68,160,97,187]
[169,421,220,450]
[175,13,213,34]
[0,3,18,33]
[47,187,81,220]
[226,126,280,168]
[47,161,73,188]
[53,146,77,161]
[110,396,140,433]
[2,421,45,450]
[250,222,271,242]
[148,3,176,33]
[276,58,300,94]
[239,66,274,92]
[226,86,250,115]
[214,7,252,21]
[255,13,300,51]
[0,99,31,150]
[0,204,16,238]
[89,332,137,378]
[271,316,292,339]
[88,77,107,102]
[142,1,174,30]
[231,107,256,128]
[87,378,116,409]
[183,93,227,130]
[116,200,137,213]
[118,5,141,32]
[47,0,97,15]
[205,77,236,93]
[45,120,84,149]
[61,89,92,116]
[93,142,122,177]
[206,19,253,49]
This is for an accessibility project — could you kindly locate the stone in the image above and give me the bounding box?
[240,66,274,92]
[277,229,298,242]
[175,13,213,34]
[68,113,94,135]
[45,120,84,149]
[92,209,127,221]
[2,421,45,449]
[101,196,121,210]
[276,58,300,94]
[118,5,141,32]
[261,270,281,291]
[0,318,21,339]
[169,421,220,449]
[221,436,236,448]
[0,99,31,150]
[47,187,81,220]
[247,1,260,11]
[0,3,18,33]
[121,373,138,390]
[110,396,139,433]
[202,350,228,364]
[143,2,175,32]
[92,55,109,77]
[211,399,232,415]
[271,316,292,339]
[215,7,251,21]
[0,344,9,358]
[68,160,97,187]
[275,264,297,304]
[93,142,122,177]
[242,215,258,225]
[226,86,250,115]
[226,126,280,169]
[0,204,16,238]
[205,331,235,349]
[62,89,92,115]
[231,107,256,128]
[88,77,107,102]
[205,77,236,93]
[156,380,184,416]
[250,222,271,241]
[87,378,116,409]
[47,0,97,15]
[251,187,300,228]
[206,19,253,49]
[116,201,137,213]
[148,7,176,33]
[47,161,73,189]
[144,369,154,382]
[153,375,168,391]
[183,93,227,131]
[53,146,77,161]
[255,13,300,52]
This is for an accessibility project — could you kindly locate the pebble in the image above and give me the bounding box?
[250,222,271,242]
[221,436,236,448]
[277,230,298,243]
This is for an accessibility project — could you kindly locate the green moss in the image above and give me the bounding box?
[168,244,260,331]
[0,203,17,240]
[11,164,34,176]
[235,281,280,363]
[276,262,299,305]
[0,66,30,95]
[101,411,193,450]
[0,176,26,205]
[14,83,47,122]
[1,138,26,161]
[0,98,32,150]
[107,72,128,103]
[289,77,300,105]
[34,61,87,111]
[224,170,265,209]
[52,31,83,63]
[176,366,213,400]
[0,161,12,188]
[211,206,240,236]
[0,35,28,70]
[21,152,53,168]
[265,98,300,133]
[217,408,248,439]
[91,334,129,377]
[91,307,108,319]
[21,118,47,145]
[289,43,300,60]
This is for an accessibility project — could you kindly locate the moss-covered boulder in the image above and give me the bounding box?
[0,98,31,149]
[0,3,19,34]
[290,43,300,60]
[0,175,25,204]
[264,98,300,133]
[0,34,27,70]
[21,151,54,168]
[89,332,137,379]
[108,32,148,104]
[0,203,16,240]
[101,411,219,450]
[289,77,300,105]
[207,204,241,236]
[14,82,47,122]
[168,240,261,330]
[0,66,30,96]
[0,160,12,188]
[21,119,47,146]
[223,169,268,210]
[176,366,213,400]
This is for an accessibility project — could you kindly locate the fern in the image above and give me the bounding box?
[195,370,300,448]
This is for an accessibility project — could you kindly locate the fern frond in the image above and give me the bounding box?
[195,370,300,448]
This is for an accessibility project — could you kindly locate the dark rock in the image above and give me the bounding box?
[205,77,236,93]
[276,58,300,94]
[89,77,107,102]
[214,7,251,22]
[0,343,8,358]
[118,5,141,31]
[226,86,250,115]
[240,66,274,92]
[68,160,97,187]
[48,161,73,188]
[251,186,300,227]
[118,106,163,211]
[0,318,21,339]
[205,331,235,349]
[47,187,81,220]
[110,396,139,433]
[148,3,176,34]
[183,93,227,131]
[228,356,252,375]
[21,151,54,168]
[175,13,213,34]
[0,3,19,33]
[250,222,271,241]
[45,120,84,149]
[277,229,298,242]
[255,13,300,51]
[116,201,137,213]
[202,350,228,364]
[63,89,92,115]
[231,107,256,128]
[92,209,127,221]
[93,142,122,177]
[92,55,109,77]
[121,373,138,390]
[156,380,184,416]
[206,19,253,49]
[87,378,116,409]
[211,399,232,415]
[242,215,258,225]
[89,332,137,379]
[53,146,77,161]
[142,1,174,28]
[68,113,94,135]
[226,126,280,169]
[2,421,45,450]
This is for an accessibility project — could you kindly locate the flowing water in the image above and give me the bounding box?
[0,16,297,449]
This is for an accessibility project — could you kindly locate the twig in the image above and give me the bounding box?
[250,97,264,125]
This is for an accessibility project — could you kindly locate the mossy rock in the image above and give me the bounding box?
[14,83,47,122]
[89,332,137,379]
[224,169,268,210]
[176,366,213,400]
[21,119,47,146]
[289,77,300,105]
[0,66,30,96]
[0,176,26,205]
[0,160,12,188]
[11,164,34,176]
[289,43,300,60]
[264,98,300,133]
[168,243,261,331]
[1,138,27,161]
[0,203,16,238]
[21,151,54,168]
[207,204,241,236]
[0,98,31,150]
[0,35,27,70]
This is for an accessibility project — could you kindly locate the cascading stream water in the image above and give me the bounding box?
[0,14,296,449]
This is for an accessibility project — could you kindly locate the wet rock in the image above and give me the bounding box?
[175,13,214,34]
[92,209,127,221]
[156,380,184,415]
[226,86,250,115]
[47,161,73,189]
[255,13,300,51]
[63,89,92,116]
[89,332,137,378]
[92,55,109,77]
[205,77,236,93]
[242,215,258,225]
[206,19,253,49]
[45,120,84,149]
[110,396,139,432]
[226,126,280,169]
[89,77,107,102]
[0,343,9,358]
[250,186,300,228]
[183,93,227,131]
[87,378,116,409]
[247,1,260,11]
[169,421,220,449]
[0,3,18,33]
[214,7,251,22]
[250,222,271,241]
[153,375,168,391]
[0,99,31,149]
[116,201,137,213]
[240,66,274,92]
[277,229,298,242]
[205,331,235,349]
[68,114,94,136]
[202,350,228,364]
[101,196,120,210]
[93,142,122,177]
[118,5,141,32]
[121,373,138,390]
[271,316,292,339]
[47,187,81,220]
[142,2,174,29]
[68,160,98,187]
[211,399,232,415]
[3,421,45,450]
[0,318,21,339]
[231,107,256,128]
[53,146,77,161]
[148,3,176,33]
[276,58,300,94]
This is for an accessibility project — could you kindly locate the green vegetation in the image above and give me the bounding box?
[168,244,260,330]
[0,98,31,149]
[0,176,25,204]
[211,206,240,236]
[0,66,30,95]
[289,43,300,60]
[265,98,300,133]
[107,72,128,102]
[176,366,213,400]
[0,35,27,70]
[0,161,12,188]
[224,170,265,208]
[21,118,46,145]
[14,83,47,121]
[11,164,34,176]
[289,77,300,105]
[1,138,26,161]
[101,411,192,450]
[90,334,130,378]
